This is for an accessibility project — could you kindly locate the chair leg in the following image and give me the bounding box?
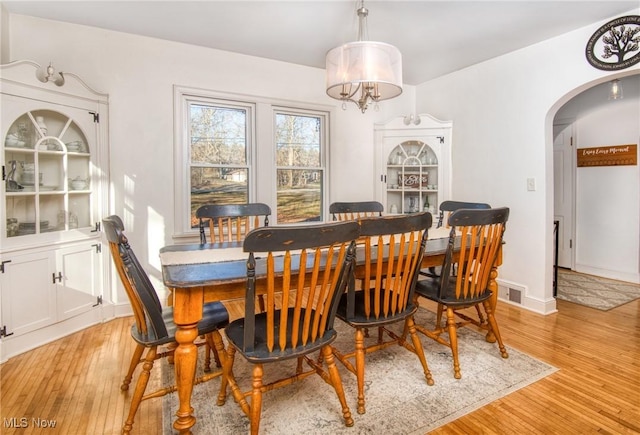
[445,308,462,379]
[321,345,354,427]
[121,343,145,391]
[122,346,157,434]
[204,333,222,372]
[483,301,509,358]
[355,327,366,414]
[436,303,444,329]
[249,363,264,435]
[475,305,486,326]
[406,316,434,386]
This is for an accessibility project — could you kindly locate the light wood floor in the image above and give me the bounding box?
[1,297,639,434]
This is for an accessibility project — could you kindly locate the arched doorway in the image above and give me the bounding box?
[549,73,640,289]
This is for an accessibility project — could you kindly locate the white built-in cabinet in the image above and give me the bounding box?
[0,60,110,362]
[374,114,452,218]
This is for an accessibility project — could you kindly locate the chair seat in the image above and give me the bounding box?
[131,301,229,347]
[336,289,419,327]
[415,277,492,307]
[225,308,337,363]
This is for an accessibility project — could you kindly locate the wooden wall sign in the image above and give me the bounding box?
[577,144,637,167]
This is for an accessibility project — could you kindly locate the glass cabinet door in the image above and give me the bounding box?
[3,106,93,239]
[385,140,438,215]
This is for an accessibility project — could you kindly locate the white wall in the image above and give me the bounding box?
[415,9,640,313]
[3,14,417,307]
[556,76,640,282]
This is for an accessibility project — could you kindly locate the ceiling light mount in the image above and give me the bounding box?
[608,78,624,100]
[325,0,403,113]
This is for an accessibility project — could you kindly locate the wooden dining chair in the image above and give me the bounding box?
[332,212,435,415]
[329,200,383,221]
[217,221,360,435]
[102,216,230,434]
[414,207,509,379]
[196,203,271,244]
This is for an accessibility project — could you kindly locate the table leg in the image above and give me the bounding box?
[172,286,204,434]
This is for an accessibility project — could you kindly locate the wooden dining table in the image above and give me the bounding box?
[159,226,502,433]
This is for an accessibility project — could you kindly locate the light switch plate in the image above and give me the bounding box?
[527,178,536,191]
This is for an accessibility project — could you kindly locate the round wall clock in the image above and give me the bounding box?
[585,15,640,71]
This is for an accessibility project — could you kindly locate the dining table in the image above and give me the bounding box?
[159,226,503,433]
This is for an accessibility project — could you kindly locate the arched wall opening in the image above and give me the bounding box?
[545,71,640,304]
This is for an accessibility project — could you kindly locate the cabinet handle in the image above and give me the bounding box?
[0,326,14,338]
[91,222,101,233]
[52,272,63,283]
[0,260,11,273]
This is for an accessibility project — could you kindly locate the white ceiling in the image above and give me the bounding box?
[2,1,638,85]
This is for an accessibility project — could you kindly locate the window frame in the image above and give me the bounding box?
[173,85,333,240]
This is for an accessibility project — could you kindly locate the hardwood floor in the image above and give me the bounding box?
[1,298,638,434]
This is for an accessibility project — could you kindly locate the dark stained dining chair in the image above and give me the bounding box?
[196,203,271,244]
[333,212,435,415]
[102,215,229,434]
[218,221,360,435]
[329,200,384,221]
[414,207,510,379]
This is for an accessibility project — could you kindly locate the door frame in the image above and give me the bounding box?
[552,118,576,271]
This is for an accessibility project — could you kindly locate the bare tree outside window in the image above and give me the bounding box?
[189,103,249,227]
[275,113,325,223]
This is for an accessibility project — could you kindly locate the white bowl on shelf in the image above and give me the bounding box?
[70,178,88,190]
[5,134,19,147]
[66,141,84,152]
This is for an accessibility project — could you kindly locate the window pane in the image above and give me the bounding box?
[275,114,320,167]
[190,167,248,228]
[190,104,247,165]
[277,169,322,223]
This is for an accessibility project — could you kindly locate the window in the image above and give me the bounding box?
[188,101,253,228]
[174,87,331,238]
[274,110,326,224]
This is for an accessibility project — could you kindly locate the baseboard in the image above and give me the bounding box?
[574,264,640,284]
[496,278,557,315]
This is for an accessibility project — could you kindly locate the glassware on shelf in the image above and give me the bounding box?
[395,151,403,165]
[6,218,19,237]
[57,210,79,230]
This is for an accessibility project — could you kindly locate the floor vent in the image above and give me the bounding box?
[508,288,522,304]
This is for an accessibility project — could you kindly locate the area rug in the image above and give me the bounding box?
[162,308,556,434]
[556,269,640,310]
